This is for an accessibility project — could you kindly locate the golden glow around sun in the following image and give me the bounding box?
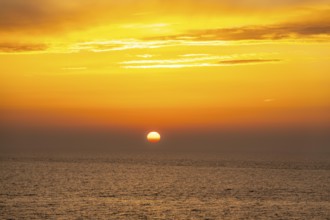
[147,131,161,143]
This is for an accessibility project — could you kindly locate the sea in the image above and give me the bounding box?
[1,151,329,219]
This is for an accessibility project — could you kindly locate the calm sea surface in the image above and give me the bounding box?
[1,152,329,219]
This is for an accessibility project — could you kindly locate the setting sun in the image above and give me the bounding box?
[147,131,161,143]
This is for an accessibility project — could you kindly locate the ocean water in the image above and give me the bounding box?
[0,152,329,219]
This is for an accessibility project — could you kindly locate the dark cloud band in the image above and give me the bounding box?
[0,43,48,53]
[146,11,330,41]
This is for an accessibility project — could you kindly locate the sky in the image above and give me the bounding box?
[1,0,329,151]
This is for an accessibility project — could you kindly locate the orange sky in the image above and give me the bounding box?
[1,0,330,132]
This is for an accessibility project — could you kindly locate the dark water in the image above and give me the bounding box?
[1,152,329,219]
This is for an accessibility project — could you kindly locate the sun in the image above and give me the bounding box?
[147,131,161,143]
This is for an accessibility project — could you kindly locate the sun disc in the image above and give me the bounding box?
[147,131,161,143]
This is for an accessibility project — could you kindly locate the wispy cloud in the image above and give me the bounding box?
[0,39,229,54]
[120,55,282,69]
[0,42,48,53]
[120,56,229,65]
[69,39,231,53]
[0,0,144,33]
[70,40,170,52]
[218,59,281,65]
[122,63,220,69]
[147,11,330,42]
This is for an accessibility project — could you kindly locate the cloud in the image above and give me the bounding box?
[120,56,281,69]
[0,42,48,53]
[218,59,281,65]
[120,55,228,65]
[0,39,227,54]
[1,0,328,54]
[147,11,330,41]
[0,0,328,34]
[0,0,143,33]
[68,39,238,53]
[122,63,218,69]
[70,40,169,52]
[0,0,65,31]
